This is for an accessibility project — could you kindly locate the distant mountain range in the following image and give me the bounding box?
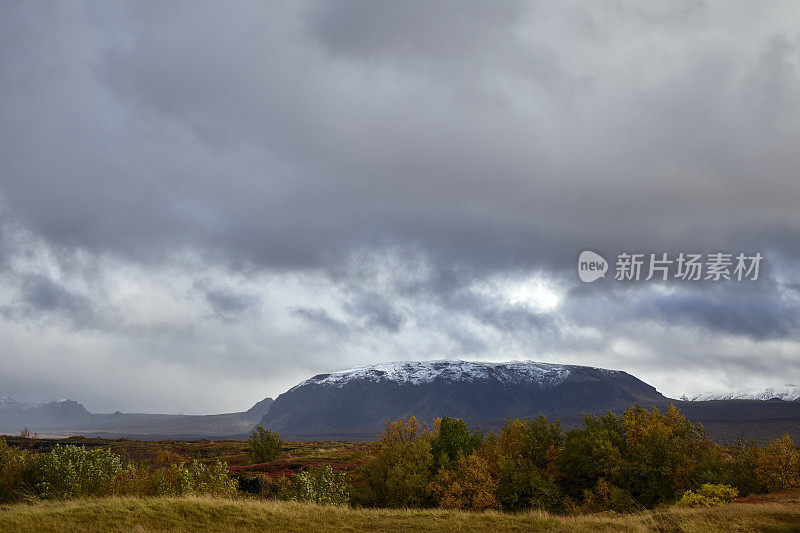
[684,385,800,402]
[259,360,800,443]
[5,360,800,443]
[0,396,272,439]
[0,397,93,429]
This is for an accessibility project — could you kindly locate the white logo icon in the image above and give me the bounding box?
[578,251,608,282]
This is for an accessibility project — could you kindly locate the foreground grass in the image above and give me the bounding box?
[1,497,799,533]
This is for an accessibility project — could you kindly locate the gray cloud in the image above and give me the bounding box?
[634,286,800,341]
[1,274,95,329]
[292,307,348,333]
[343,292,405,332]
[0,1,799,411]
[193,279,261,322]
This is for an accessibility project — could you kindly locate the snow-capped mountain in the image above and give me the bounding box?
[0,396,26,409]
[686,385,800,402]
[0,396,92,431]
[0,396,74,411]
[262,360,665,440]
[291,360,580,391]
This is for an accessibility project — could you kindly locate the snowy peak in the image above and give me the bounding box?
[0,396,26,409]
[263,360,664,439]
[292,360,576,390]
[687,385,800,402]
[0,396,86,411]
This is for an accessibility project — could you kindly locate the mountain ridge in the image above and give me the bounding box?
[684,384,800,402]
[261,360,667,440]
[0,396,273,439]
[260,359,800,443]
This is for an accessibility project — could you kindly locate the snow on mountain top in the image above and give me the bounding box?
[686,384,800,402]
[292,360,577,390]
[0,396,76,410]
[0,396,24,409]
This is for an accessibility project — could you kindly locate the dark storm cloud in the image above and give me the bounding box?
[309,1,533,67]
[3,1,799,276]
[1,1,800,410]
[193,279,261,321]
[343,292,405,332]
[292,307,348,333]
[561,270,800,341]
[635,288,800,340]
[1,273,95,329]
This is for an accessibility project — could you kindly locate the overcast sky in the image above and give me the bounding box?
[1,1,800,414]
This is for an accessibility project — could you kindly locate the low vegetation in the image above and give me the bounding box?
[1,494,800,532]
[247,425,283,464]
[0,439,235,501]
[350,406,800,513]
[2,404,800,532]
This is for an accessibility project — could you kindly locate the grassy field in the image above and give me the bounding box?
[3,435,372,482]
[3,435,799,531]
[1,493,800,532]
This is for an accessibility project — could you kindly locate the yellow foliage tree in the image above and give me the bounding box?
[379,416,430,445]
[429,454,500,511]
[622,405,708,506]
[756,434,800,492]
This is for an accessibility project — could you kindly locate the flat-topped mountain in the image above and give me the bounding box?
[260,360,668,440]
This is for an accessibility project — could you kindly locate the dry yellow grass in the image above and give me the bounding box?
[0,496,798,532]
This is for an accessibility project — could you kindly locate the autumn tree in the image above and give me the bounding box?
[756,434,800,492]
[494,416,563,512]
[353,416,435,508]
[560,412,627,503]
[429,453,500,511]
[622,405,708,507]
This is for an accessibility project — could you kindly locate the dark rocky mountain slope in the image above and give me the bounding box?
[259,360,668,440]
[260,360,800,442]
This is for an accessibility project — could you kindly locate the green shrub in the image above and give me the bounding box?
[494,416,563,512]
[35,445,124,499]
[248,425,283,464]
[724,440,763,496]
[498,416,563,472]
[495,455,562,512]
[116,459,236,497]
[430,417,481,472]
[0,437,34,502]
[352,439,434,508]
[285,465,351,505]
[561,412,627,502]
[676,483,738,507]
[30,443,236,499]
[579,478,638,513]
[173,459,237,497]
